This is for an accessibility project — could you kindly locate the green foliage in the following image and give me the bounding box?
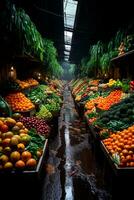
[10,6,44,61]
[100,53,110,74]
[0,2,63,78]
[77,28,129,78]
[43,39,63,78]
[114,29,125,49]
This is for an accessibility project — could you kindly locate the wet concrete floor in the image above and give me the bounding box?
[42,85,111,200]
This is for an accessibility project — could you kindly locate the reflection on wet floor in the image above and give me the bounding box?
[42,85,111,200]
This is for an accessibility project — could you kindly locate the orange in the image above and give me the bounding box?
[21,151,32,162]
[15,160,25,169]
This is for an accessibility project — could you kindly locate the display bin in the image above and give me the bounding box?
[100,141,134,177]
[0,139,48,199]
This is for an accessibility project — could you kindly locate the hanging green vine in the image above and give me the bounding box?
[0,2,63,78]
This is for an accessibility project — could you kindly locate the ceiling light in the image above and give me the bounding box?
[65,45,71,51]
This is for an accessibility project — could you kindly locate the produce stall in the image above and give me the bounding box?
[70,75,134,175]
[0,73,63,199]
[0,7,64,192]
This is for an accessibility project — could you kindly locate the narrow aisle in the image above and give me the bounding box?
[42,84,111,200]
[61,85,111,200]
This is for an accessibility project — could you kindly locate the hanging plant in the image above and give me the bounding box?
[43,39,63,78]
[100,53,111,75]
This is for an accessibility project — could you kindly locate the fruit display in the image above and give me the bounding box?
[45,93,62,105]
[16,79,29,89]
[24,78,39,87]
[19,117,50,136]
[5,92,35,112]
[102,125,134,167]
[85,90,123,111]
[36,105,52,121]
[0,117,45,171]
[16,78,39,89]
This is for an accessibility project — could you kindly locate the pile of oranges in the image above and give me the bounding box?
[24,78,39,87]
[85,90,122,111]
[16,78,39,89]
[103,125,134,167]
[5,92,35,112]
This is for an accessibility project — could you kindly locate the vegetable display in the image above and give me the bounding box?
[45,103,60,115]
[27,85,46,105]
[94,94,134,131]
[36,105,52,121]
[26,128,45,159]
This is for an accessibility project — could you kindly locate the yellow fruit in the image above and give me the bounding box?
[0,154,9,164]
[0,146,3,152]
[36,150,42,158]
[12,135,21,142]
[4,146,12,155]
[20,135,31,145]
[10,137,19,146]
[5,118,16,127]
[2,131,14,139]
[19,129,28,134]
[0,138,2,145]
[2,138,11,147]
[15,122,23,129]
[4,162,13,170]
[17,143,25,152]
[19,133,28,137]
[10,151,20,162]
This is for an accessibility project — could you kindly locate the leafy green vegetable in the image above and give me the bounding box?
[27,128,45,159]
